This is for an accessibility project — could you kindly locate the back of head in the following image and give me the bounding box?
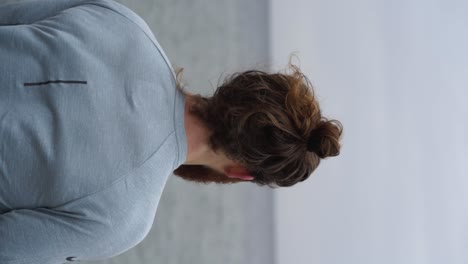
[174,58,343,188]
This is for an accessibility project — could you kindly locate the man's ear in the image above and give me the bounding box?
[225,166,254,181]
[226,173,254,181]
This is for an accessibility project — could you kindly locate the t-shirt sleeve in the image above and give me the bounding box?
[0,207,111,264]
[0,0,93,25]
[0,156,160,263]
[0,0,176,80]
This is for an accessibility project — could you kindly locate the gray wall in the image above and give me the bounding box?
[86,1,274,264]
[271,0,468,264]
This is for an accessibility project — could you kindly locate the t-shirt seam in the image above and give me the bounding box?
[84,3,177,81]
[52,131,175,211]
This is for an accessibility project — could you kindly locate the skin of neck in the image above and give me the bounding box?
[182,95,254,181]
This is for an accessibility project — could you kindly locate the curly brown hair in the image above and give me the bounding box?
[173,58,343,188]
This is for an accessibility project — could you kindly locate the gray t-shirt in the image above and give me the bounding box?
[0,0,187,263]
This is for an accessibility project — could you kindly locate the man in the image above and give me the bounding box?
[0,0,342,263]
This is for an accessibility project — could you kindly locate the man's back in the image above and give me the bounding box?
[0,1,188,262]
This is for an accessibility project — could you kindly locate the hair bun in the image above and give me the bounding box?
[307,119,343,158]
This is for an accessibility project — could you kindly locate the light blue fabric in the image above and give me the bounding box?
[0,0,187,263]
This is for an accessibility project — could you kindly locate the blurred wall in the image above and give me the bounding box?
[270,0,468,264]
